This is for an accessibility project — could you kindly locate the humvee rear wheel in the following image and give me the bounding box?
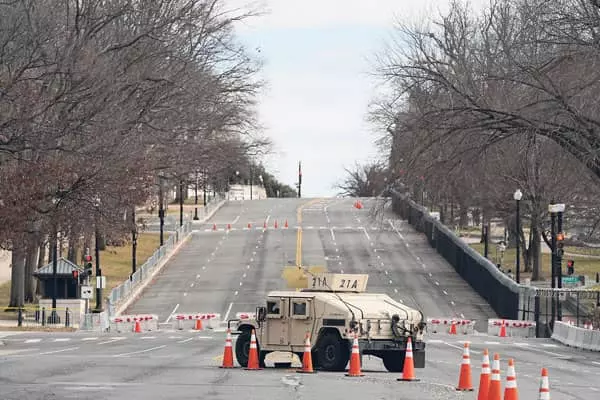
[235,331,266,368]
[382,353,405,372]
[316,332,349,371]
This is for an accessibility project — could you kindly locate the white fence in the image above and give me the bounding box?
[551,321,600,351]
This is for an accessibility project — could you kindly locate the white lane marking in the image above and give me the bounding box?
[113,345,166,357]
[389,220,405,239]
[265,215,271,224]
[484,341,500,345]
[341,269,344,273]
[81,337,98,341]
[428,339,444,343]
[223,302,234,322]
[389,279,393,284]
[394,288,398,293]
[242,273,247,278]
[460,313,465,319]
[40,347,79,355]
[165,303,180,323]
[330,228,336,241]
[196,274,201,279]
[445,342,481,354]
[177,337,194,344]
[183,292,188,297]
[443,290,448,295]
[53,338,70,342]
[385,271,388,275]
[25,339,41,343]
[377,255,381,259]
[140,336,156,340]
[234,291,239,296]
[232,215,240,224]
[435,282,440,286]
[239,282,243,286]
[190,283,195,287]
[450,301,455,305]
[592,361,600,366]
[362,227,371,241]
[98,337,126,345]
[247,265,250,269]
[541,344,558,348]
[250,258,254,262]
[335,248,339,252]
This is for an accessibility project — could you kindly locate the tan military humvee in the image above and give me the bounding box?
[229,273,427,372]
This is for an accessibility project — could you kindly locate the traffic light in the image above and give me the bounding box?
[83,254,93,277]
[556,232,565,257]
[567,259,575,275]
[72,270,79,281]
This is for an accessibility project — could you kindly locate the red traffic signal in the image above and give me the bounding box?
[72,270,79,280]
[84,254,92,262]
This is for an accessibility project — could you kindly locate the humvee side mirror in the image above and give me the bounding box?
[256,306,267,322]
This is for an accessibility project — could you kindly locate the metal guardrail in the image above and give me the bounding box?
[13,306,74,329]
[79,195,226,331]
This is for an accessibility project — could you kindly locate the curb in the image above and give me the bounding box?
[115,200,227,316]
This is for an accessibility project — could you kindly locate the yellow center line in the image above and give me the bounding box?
[295,198,323,268]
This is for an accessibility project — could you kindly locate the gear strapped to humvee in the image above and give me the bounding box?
[228,272,427,372]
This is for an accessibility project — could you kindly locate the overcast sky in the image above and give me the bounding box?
[225,0,487,197]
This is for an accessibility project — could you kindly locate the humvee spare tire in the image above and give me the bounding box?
[315,332,349,371]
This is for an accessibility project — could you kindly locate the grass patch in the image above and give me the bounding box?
[469,243,600,281]
[564,246,600,257]
[0,231,170,321]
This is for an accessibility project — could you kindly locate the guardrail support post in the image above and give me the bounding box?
[41,307,46,326]
[534,296,541,337]
[65,307,70,328]
[17,307,23,327]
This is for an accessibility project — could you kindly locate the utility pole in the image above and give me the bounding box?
[550,210,557,328]
[179,179,184,227]
[548,202,565,327]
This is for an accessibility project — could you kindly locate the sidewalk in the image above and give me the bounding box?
[0,250,10,286]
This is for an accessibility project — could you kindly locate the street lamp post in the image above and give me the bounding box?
[131,204,137,276]
[158,174,165,246]
[194,171,199,220]
[94,197,103,312]
[513,189,523,283]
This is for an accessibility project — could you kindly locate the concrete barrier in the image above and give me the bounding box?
[171,313,221,330]
[488,319,536,338]
[551,320,600,351]
[426,317,476,334]
[110,314,159,332]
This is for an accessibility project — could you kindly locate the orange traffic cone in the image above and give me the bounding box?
[456,342,474,391]
[499,320,507,337]
[538,368,550,400]
[244,329,262,370]
[477,349,491,400]
[219,329,235,368]
[345,333,364,377]
[297,332,315,374]
[488,353,502,400]
[134,320,141,333]
[212,223,217,231]
[503,359,518,400]
[194,319,203,330]
[397,336,419,381]
[449,320,457,335]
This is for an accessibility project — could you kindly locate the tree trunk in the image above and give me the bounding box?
[530,218,542,280]
[8,245,26,308]
[458,203,469,228]
[37,236,47,269]
[24,235,40,303]
[472,208,481,226]
[67,234,78,264]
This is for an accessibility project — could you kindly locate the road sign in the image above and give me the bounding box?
[558,292,567,302]
[562,276,579,284]
[96,276,106,289]
[81,285,93,299]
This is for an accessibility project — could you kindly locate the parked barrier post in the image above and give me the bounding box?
[17,307,23,327]
[65,307,70,328]
[41,307,46,326]
[534,296,541,337]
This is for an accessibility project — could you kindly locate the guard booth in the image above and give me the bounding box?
[33,258,87,327]
[33,258,82,299]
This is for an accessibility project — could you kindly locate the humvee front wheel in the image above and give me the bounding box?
[316,332,349,371]
[382,353,405,372]
[235,330,266,368]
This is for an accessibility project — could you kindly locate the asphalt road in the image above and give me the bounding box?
[1,197,599,399]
